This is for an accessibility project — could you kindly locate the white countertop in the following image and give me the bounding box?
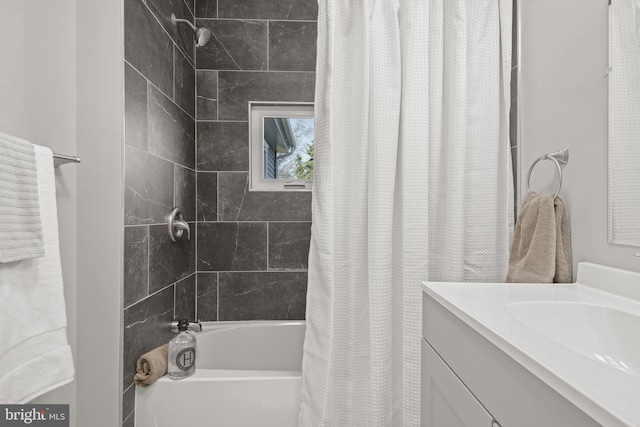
[422,263,640,427]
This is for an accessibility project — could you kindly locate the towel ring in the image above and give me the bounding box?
[525,148,569,199]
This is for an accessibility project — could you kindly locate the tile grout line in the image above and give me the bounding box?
[146,224,151,299]
[216,70,219,121]
[197,119,247,123]
[190,170,247,173]
[172,282,176,323]
[142,0,195,68]
[188,268,309,274]
[216,271,220,321]
[123,383,134,396]
[125,272,198,312]
[199,18,317,23]
[194,39,199,321]
[123,412,134,426]
[124,141,198,173]
[195,270,309,274]
[197,220,312,224]
[172,164,177,208]
[195,272,198,322]
[173,281,177,320]
[125,220,198,229]
[125,59,197,123]
[216,171,220,222]
[184,0,193,16]
[215,172,222,320]
[266,19,270,71]
[200,69,316,74]
[123,382,135,422]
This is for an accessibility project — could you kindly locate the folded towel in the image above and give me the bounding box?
[506,191,572,283]
[134,344,169,387]
[0,145,74,403]
[0,132,44,263]
[553,196,572,283]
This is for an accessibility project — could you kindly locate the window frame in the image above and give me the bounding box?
[248,101,315,192]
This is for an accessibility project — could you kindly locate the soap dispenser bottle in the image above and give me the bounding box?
[167,319,196,380]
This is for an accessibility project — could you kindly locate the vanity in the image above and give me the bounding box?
[421,263,640,427]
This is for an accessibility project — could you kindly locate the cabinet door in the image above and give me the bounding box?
[422,339,494,427]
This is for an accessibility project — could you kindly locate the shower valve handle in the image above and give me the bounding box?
[167,207,190,242]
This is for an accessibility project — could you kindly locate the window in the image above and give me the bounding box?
[249,102,315,191]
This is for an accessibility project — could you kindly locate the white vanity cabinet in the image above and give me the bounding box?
[421,290,601,427]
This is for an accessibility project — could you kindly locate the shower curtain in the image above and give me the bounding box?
[609,0,640,245]
[299,0,513,425]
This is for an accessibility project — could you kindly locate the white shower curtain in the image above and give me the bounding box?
[609,0,640,245]
[299,0,513,425]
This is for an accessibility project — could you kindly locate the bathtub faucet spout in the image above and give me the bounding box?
[188,321,202,333]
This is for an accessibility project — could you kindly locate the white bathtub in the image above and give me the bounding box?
[135,321,305,427]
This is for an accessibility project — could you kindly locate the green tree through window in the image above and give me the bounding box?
[294,144,314,180]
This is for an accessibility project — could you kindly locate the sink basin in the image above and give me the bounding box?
[505,301,640,375]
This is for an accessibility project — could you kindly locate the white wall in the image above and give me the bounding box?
[0,2,124,426]
[0,1,78,422]
[76,0,124,425]
[519,0,640,276]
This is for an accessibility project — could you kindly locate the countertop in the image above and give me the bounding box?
[422,263,640,427]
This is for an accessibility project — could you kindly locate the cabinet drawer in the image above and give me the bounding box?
[422,339,494,427]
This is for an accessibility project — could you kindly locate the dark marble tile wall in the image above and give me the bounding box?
[194,0,317,321]
[122,376,135,426]
[123,0,198,423]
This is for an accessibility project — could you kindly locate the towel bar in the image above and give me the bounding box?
[525,148,569,198]
[53,153,81,168]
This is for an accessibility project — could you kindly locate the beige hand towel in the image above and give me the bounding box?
[134,344,168,387]
[553,196,572,283]
[506,191,572,283]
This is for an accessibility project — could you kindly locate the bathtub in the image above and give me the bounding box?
[135,321,305,427]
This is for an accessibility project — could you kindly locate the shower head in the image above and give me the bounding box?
[170,13,212,48]
[194,26,212,48]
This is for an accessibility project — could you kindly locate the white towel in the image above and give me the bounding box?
[0,145,74,403]
[0,132,44,263]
